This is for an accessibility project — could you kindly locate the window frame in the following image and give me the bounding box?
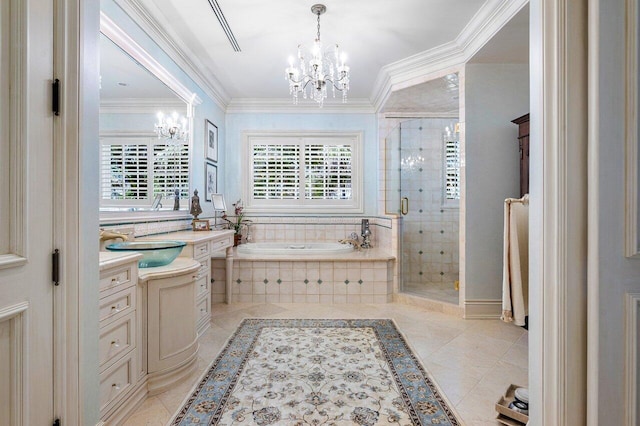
[242,131,363,214]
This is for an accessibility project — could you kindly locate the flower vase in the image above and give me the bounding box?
[234,234,242,246]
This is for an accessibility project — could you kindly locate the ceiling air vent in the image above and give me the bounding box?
[206,0,241,52]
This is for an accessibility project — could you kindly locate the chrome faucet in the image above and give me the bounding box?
[361,219,372,249]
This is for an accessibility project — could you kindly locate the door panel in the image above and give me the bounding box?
[0,0,54,424]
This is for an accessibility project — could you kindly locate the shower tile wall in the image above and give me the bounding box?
[399,118,459,293]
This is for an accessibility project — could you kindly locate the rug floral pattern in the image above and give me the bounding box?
[171,319,459,425]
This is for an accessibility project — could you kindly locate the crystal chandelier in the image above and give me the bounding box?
[154,111,188,141]
[285,4,350,107]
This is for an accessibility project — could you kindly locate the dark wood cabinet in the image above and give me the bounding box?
[511,113,530,198]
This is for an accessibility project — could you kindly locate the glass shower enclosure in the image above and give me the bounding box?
[386,118,460,305]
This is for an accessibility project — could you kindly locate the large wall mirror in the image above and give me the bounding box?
[99,12,201,220]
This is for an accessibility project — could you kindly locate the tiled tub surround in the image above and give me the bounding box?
[213,254,394,304]
[210,216,396,304]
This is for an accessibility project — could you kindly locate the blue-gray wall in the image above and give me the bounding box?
[464,63,529,300]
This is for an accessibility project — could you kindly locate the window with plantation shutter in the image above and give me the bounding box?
[100,135,190,208]
[443,136,460,205]
[244,132,362,213]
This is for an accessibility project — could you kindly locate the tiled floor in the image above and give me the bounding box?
[123,302,528,426]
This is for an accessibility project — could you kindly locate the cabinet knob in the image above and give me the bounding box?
[111,304,122,313]
[111,277,121,285]
[111,339,120,348]
[112,383,121,391]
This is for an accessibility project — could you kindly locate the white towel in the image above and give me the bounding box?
[501,195,529,326]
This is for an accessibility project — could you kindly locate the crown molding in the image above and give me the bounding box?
[99,98,187,114]
[113,0,230,109]
[370,0,529,111]
[226,98,376,114]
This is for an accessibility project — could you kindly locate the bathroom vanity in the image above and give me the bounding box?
[140,229,235,332]
[97,229,234,424]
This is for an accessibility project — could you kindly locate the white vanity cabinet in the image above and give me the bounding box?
[98,252,143,423]
[141,229,235,336]
[138,258,201,395]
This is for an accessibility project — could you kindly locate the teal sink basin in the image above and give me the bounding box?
[105,241,186,268]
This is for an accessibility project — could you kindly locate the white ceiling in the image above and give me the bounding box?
[131,0,486,100]
[103,0,529,110]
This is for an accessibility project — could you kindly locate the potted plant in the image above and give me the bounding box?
[221,199,252,246]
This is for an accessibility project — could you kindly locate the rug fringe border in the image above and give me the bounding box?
[387,318,465,425]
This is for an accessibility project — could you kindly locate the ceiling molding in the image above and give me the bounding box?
[99,98,187,114]
[113,0,230,109]
[226,98,376,114]
[370,0,529,111]
[455,0,528,56]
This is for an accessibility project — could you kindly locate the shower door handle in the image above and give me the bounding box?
[401,197,409,215]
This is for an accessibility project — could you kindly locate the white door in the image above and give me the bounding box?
[0,0,55,424]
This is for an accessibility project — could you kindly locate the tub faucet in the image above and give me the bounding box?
[361,219,372,249]
[99,229,131,242]
[339,233,362,251]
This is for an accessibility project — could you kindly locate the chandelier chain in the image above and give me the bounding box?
[316,12,321,41]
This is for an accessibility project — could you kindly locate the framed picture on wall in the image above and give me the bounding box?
[205,119,218,162]
[205,162,217,202]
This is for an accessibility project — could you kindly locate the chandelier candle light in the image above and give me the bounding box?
[285,4,350,107]
[155,111,188,140]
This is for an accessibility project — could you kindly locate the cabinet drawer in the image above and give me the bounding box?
[100,265,133,294]
[99,286,135,326]
[99,351,136,413]
[196,274,209,298]
[210,236,233,252]
[194,242,210,258]
[196,257,210,277]
[99,311,135,370]
[196,294,210,325]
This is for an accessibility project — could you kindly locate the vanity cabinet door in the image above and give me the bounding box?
[146,272,198,373]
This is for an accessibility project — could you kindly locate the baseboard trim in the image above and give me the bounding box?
[464,299,502,319]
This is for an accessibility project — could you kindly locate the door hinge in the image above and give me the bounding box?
[52,78,60,116]
[52,249,60,286]
[53,419,60,426]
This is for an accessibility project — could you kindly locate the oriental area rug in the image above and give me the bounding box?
[171,319,460,425]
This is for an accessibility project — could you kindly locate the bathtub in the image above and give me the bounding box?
[236,242,353,256]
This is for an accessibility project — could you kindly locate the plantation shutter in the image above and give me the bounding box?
[444,138,460,200]
[100,136,190,206]
[245,133,362,213]
[153,142,190,199]
[100,142,149,201]
[252,144,300,199]
[304,144,352,200]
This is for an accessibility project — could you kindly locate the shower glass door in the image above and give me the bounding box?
[386,118,460,305]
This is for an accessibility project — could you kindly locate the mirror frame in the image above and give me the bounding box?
[99,12,202,223]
